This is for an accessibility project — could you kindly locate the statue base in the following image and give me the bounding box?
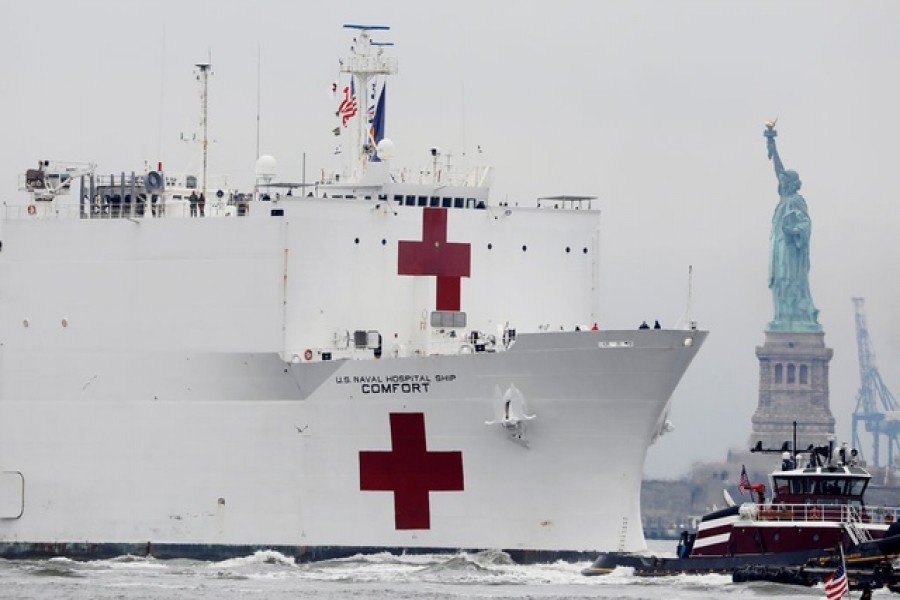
[749,330,835,450]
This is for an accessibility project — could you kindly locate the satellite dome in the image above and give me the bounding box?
[255,155,277,179]
[376,138,396,161]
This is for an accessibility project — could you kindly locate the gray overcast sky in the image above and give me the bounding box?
[2,1,898,478]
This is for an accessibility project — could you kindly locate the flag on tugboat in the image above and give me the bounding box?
[738,465,750,495]
[825,559,848,600]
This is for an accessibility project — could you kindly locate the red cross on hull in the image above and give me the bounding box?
[359,413,465,530]
[398,208,471,312]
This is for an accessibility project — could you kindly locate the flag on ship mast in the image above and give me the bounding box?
[337,79,358,127]
[368,83,386,162]
[824,547,849,600]
[738,465,750,495]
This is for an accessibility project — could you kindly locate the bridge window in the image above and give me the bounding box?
[799,365,809,385]
[454,197,464,208]
[393,195,403,203]
[774,363,783,384]
[417,196,427,207]
[821,479,847,495]
[429,196,440,207]
[405,195,415,206]
[442,197,452,208]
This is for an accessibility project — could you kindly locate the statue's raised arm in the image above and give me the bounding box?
[764,119,785,179]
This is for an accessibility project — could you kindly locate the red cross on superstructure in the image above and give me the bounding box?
[397,208,471,312]
[359,412,464,530]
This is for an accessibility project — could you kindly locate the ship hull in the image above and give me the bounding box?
[0,330,704,560]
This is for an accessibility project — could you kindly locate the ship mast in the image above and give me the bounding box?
[195,60,212,197]
[340,24,396,180]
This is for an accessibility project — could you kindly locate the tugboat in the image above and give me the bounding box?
[583,434,900,591]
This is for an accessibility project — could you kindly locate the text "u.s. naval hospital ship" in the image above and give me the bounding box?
[0,24,706,562]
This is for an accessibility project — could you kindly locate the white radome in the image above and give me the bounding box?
[255,155,277,180]
[376,138,395,160]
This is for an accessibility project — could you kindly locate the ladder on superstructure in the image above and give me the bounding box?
[842,506,873,546]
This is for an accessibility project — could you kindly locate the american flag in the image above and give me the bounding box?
[825,561,848,600]
[337,85,358,127]
[738,465,750,495]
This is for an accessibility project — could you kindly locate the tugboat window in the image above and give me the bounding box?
[849,480,866,495]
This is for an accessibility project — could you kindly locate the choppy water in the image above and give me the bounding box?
[0,544,870,600]
[0,552,868,600]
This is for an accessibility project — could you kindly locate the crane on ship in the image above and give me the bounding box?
[851,297,900,468]
[21,160,96,202]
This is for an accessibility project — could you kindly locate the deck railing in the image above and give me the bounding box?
[753,503,899,527]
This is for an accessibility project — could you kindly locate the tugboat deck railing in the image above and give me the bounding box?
[751,503,899,529]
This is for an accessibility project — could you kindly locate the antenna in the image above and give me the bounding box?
[675,265,695,330]
[195,56,212,197]
[461,80,466,164]
[157,25,167,166]
[256,45,261,160]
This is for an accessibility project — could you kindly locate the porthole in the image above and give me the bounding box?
[354,237,360,244]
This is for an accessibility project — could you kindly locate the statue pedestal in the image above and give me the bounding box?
[749,331,835,450]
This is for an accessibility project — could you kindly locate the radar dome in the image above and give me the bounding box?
[255,155,277,180]
[376,138,396,161]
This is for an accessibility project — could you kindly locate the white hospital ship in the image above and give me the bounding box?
[0,24,706,562]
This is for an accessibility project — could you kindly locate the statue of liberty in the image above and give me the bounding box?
[763,121,822,332]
